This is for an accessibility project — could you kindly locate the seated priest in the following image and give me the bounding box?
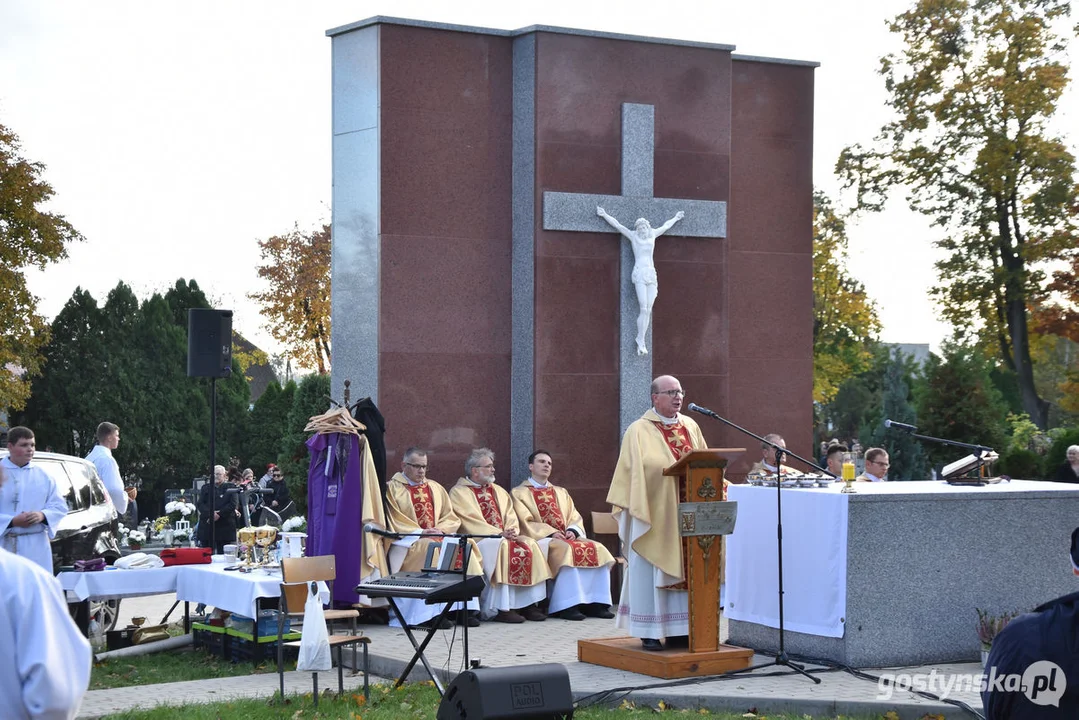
[383,447,483,628]
[748,433,797,476]
[511,450,615,621]
[449,448,552,623]
[857,448,889,482]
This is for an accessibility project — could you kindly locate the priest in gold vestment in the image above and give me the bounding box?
[607,375,707,651]
[747,433,797,476]
[383,448,483,628]
[449,449,551,623]
[511,450,615,621]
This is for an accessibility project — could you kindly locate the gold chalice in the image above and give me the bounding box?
[254,525,278,565]
[237,526,258,565]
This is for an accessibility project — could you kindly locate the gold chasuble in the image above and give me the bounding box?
[358,438,391,585]
[385,473,483,575]
[606,409,707,581]
[449,479,551,587]
[511,483,615,573]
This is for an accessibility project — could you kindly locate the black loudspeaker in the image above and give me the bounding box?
[187,309,233,378]
[437,664,573,720]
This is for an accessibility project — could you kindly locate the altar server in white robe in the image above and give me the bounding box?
[0,463,92,720]
[85,422,126,515]
[512,450,615,621]
[0,428,69,573]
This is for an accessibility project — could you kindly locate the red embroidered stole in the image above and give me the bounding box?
[529,486,598,568]
[652,420,693,589]
[407,483,436,529]
[408,483,463,569]
[470,485,532,584]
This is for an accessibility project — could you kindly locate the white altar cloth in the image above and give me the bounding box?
[58,566,180,602]
[725,480,1076,640]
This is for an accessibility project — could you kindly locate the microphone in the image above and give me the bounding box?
[363,523,401,538]
[687,402,720,419]
[884,419,917,432]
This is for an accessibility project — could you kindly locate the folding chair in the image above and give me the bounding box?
[276,555,370,706]
[281,555,359,635]
[591,510,627,604]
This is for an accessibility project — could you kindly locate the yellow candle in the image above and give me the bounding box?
[842,461,856,481]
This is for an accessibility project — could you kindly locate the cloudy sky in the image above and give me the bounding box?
[2,0,1075,359]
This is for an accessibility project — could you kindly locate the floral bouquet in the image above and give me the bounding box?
[125,530,147,549]
[173,527,191,542]
[165,498,197,524]
[152,515,172,535]
[282,515,307,533]
[976,608,1021,649]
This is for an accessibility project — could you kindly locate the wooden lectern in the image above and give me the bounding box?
[578,448,752,678]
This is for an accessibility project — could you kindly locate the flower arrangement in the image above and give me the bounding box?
[976,608,1021,649]
[125,530,146,549]
[165,498,197,524]
[282,516,307,533]
[152,516,172,535]
[173,527,191,542]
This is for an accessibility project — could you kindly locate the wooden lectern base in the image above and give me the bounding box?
[578,637,753,679]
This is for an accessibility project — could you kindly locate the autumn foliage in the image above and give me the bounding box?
[250,223,332,374]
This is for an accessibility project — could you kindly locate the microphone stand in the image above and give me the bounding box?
[688,404,823,684]
[887,425,994,481]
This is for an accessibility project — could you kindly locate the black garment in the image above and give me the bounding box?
[266,478,294,518]
[983,591,1079,718]
[196,481,238,552]
[353,397,388,515]
[1052,462,1079,484]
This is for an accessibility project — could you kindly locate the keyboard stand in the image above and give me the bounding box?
[387,541,482,696]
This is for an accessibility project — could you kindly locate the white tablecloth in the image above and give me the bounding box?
[58,566,181,602]
[724,479,1076,638]
[59,561,328,620]
[725,484,848,637]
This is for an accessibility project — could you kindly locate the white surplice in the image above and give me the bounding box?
[0,459,69,573]
[0,547,92,719]
[615,510,689,639]
[521,478,612,614]
[86,445,127,515]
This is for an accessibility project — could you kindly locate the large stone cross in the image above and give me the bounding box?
[542,103,727,432]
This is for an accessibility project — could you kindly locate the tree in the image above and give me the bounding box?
[813,191,883,403]
[20,288,105,454]
[250,223,332,374]
[837,0,1079,428]
[861,349,930,480]
[1032,255,1079,416]
[914,341,1009,471]
[0,122,83,410]
[277,373,331,515]
[237,379,296,475]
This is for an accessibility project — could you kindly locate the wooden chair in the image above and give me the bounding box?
[276,555,369,706]
[590,510,626,604]
[281,555,359,635]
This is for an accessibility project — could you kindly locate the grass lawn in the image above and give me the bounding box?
[91,646,276,690]
[104,681,918,719]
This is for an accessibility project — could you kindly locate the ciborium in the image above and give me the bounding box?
[237,526,258,566]
[254,525,279,565]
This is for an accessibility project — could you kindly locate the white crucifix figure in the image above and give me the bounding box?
[597,206,685,355]
[543,103,726,357]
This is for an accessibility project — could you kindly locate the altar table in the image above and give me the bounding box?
[725,480,1079,666]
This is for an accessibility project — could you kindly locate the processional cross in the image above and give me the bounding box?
[542,103,727,430]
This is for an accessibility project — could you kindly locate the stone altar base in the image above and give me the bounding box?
[578,636,752,678]
[727,480,1079,667]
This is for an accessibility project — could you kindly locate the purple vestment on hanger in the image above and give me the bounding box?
[306,432,365,608]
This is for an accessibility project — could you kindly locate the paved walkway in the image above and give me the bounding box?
[79,598,986,719]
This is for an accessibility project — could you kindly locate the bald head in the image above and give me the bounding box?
[650,375,684,418]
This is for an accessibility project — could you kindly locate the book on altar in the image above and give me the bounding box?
[942,452,1000,480]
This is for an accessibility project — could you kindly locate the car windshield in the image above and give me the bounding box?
[72,461,108,505]
[36,460,80,512]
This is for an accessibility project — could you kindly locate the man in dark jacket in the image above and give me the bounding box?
[197,465,238,552]
[982,528,1079,717]
[266,468,294,519]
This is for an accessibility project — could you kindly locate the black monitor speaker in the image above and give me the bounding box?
[436,663,573,720]
[187,309,233,378]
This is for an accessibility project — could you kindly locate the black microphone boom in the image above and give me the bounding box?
[687,402,720,419]
[884,419,917,432]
